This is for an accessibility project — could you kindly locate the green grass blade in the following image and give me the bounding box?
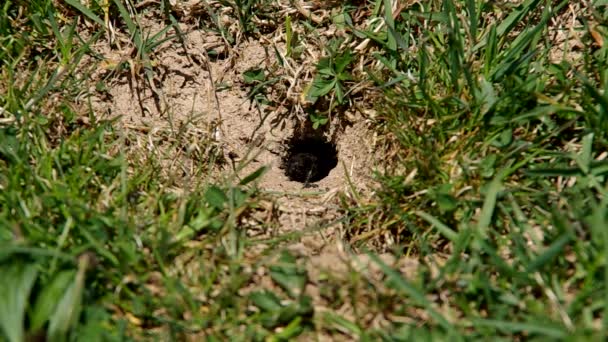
[526,233,572,272]
[112,0,141,47]
[64,0,105,27]
[48,256,89,341]
[589,199,608,332]
[465,0,477,42]
[415,210,458,241]
[0,263,38,342]
[383,0,397,51]
[29,270,76,332]
[483,24,497,77]
[322,313,362,336]
[239,166,268,185]
[477,176,503,239]
[471,318,566,338]
[496,0,542,40]
[369,253,453,331]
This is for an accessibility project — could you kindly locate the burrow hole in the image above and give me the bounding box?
[281,136,338,183]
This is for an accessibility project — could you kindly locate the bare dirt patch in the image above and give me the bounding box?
[89,6,377,255]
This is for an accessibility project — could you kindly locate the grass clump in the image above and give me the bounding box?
[2,0,608,340]
[339,0,608,338]
[0,2,275,340]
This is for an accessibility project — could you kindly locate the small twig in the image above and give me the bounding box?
[291,0,324,25]
[0,117,16,125]
[198,33,225,137]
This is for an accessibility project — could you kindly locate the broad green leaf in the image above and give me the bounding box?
[436,193,458,213]
[269,251,307,299]
[480,154,497,179]
[316,57,333,75]
[388,26,409,53]
[335,81,345,104]
[310,112,329,129]
[205,186,228,209]
[430,184,458,214]
[30,270,76,333]
[491,128,512,148]
[243,68,265,84]
[308,79,336,99]
[230,188,247,208]
[48,256,88,341]
[0,262,38,342]
[249,291,282,312]
[175,207,213,242]
[189,208,212,231]
[334,51,353,74]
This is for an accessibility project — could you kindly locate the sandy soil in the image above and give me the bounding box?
[88,3,389,295]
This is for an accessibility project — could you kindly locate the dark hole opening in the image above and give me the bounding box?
[282,137,338,183]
